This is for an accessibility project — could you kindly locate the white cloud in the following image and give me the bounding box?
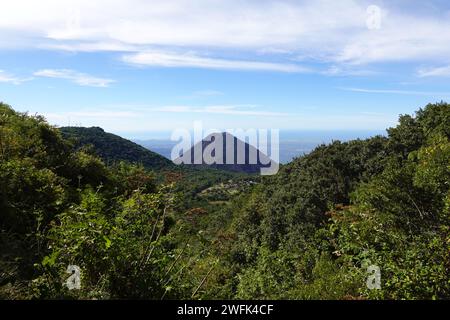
[42,42,138,53]
[40,105,293,133]
[0,70,33,85]
[38,104,396,132]
[153,105,291,116]
[323,65,379,76]
[45,110,137,120]
[417,65,450,77]
[191,90,223,97]
[1,1,449,71]
[122,51,309,73]
[33,69,115,87]
[340,87,450,97]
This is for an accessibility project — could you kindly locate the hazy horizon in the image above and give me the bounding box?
[133,129,386,164]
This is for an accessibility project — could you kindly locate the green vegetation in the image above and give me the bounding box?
[60,126,174,171]
[218,102,450,300]
[0,101,449,299]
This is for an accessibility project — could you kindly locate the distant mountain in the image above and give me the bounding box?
[134,130,386,164]
[135,138,314,164]
[134,139,178,160]
[175,132,277,174]
[60,127,174,170]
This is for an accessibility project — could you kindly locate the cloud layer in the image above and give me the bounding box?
[33,69,115,87]
[340,87,450,97]
[417,65,450,78]
[0,70,32,85]
[153,105,291,116]
[1,0,450,73]
[123,51,308,72]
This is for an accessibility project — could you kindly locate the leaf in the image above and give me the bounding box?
[103,235,112,249]
[42,251,59,267]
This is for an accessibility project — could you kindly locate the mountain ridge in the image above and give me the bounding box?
[60,126,174,170]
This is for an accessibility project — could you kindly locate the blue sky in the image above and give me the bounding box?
[0,0,450,139]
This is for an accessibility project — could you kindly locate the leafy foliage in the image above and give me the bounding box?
[60,126,174,171]
[1,101,449,300]
[213,102,450,300]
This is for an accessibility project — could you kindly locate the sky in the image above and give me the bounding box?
[0,0,450,139]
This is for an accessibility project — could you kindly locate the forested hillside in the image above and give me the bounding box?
[60,126,174,171]
[219,102,450,299]
[0,101,449,299]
